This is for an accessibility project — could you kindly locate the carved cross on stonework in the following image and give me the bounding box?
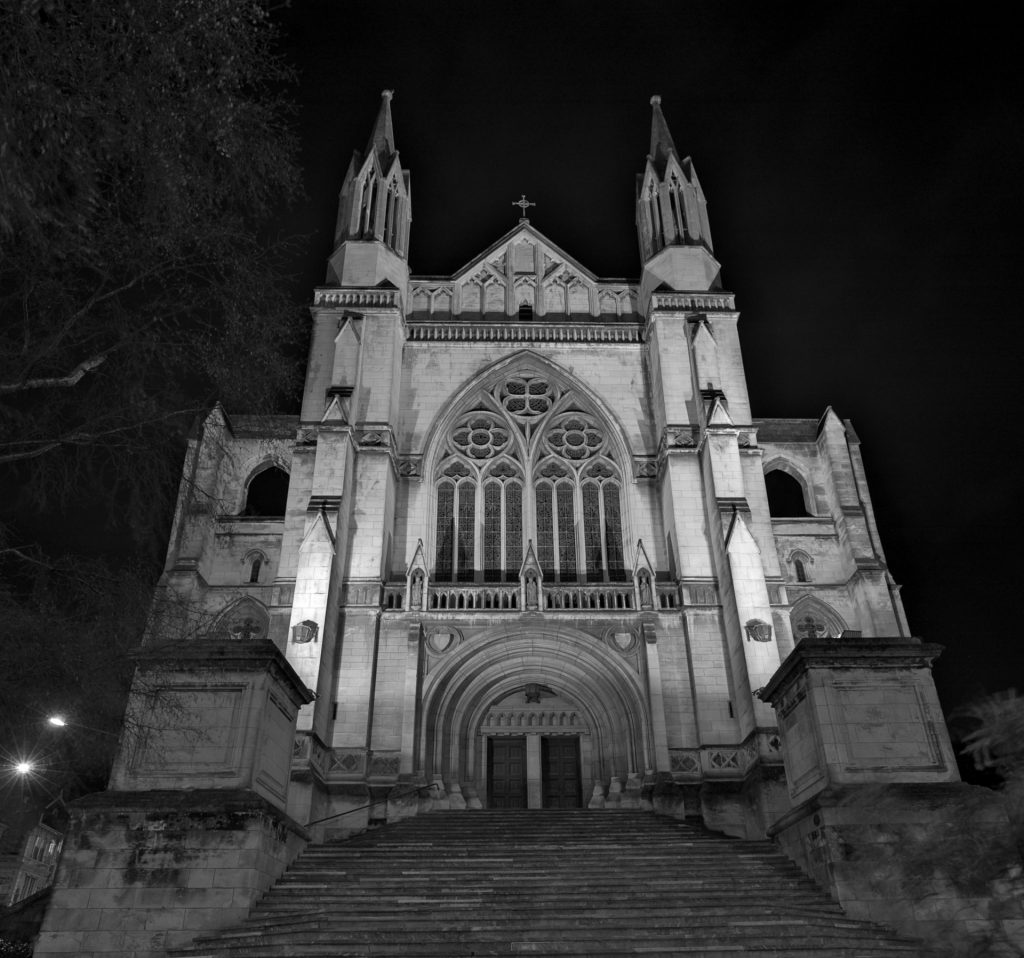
[513,194,536,220]
[797,615,827,640]
[230,616,263,641]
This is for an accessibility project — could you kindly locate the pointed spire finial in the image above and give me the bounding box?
[366,89,396,166]
[649,94,679,174]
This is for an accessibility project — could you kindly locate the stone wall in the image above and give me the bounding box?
[35,791,306,958]
[771,784,1024,957]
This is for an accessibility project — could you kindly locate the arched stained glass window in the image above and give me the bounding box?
[435,483,455,581]
[432,378,628,584]
[457,483,475,581]
[505,483,523,581]
[603,483,625,580]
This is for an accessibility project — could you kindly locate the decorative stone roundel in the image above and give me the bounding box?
[545,415,603,460]
[499,377,554,418]
[452,415,509,459]
[604,627,638,654]
[427,628,461,654]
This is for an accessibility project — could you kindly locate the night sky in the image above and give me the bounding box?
[275,2,1024,720]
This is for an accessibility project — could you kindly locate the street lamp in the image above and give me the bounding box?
[14,761,33,775]
[47,716,67,728]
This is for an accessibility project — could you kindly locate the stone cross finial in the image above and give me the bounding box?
[381,89,394,101]
[513,194,536,220]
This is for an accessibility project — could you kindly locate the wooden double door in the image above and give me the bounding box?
[487,736,581,809]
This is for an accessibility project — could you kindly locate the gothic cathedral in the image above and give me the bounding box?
[153,92,912,836]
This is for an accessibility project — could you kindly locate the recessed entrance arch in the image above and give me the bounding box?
[419,626,653,807]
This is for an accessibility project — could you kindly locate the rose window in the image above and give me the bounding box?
[451,416,510,459]
[499,377,554,418]
[545,416,603,460]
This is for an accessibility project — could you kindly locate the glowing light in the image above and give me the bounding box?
[47,716,67,727]
[14,762,33,774]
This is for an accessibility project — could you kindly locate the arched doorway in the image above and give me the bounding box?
[419,626,652,808]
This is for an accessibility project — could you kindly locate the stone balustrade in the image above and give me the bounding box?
[381,580,684,613]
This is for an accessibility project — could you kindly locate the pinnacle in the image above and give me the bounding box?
[649,94,679,175]
[365,88,396,167]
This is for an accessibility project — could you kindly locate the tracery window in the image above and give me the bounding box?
[433,375,625,584]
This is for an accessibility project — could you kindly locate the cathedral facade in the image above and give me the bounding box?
[157,92,910,836]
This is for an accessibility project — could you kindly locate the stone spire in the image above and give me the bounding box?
[328,90,411,287]
[636,95,720,298]
[365,89,396,169]
[648,94,679,176]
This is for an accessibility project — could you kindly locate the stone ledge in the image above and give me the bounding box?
[760,636,944,705]
[131,639,314,708]
[70,788,309,841]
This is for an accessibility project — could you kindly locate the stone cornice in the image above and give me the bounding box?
[759,636,944,706]
[134,639,314,707]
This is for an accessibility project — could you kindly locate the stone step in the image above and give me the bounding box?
[167,811,928,958]
[176,939,924,958]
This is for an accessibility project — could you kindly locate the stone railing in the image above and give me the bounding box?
[384,580,683,614]
[544,584,634,611]
[656,585,681,610]
[313,287,400,308]
[406,322,642,344]
[428,584,520,611]
[649,291,736,311]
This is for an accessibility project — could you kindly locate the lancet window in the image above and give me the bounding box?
[668,173,685,242]
[358,172,378,237]
[433,376,626,584]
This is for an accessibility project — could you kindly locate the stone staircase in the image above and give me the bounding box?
[170,810,929,957]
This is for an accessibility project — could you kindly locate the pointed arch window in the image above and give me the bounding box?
[668,173,685,242]
[432,378,626,585]
[647,182,663,253]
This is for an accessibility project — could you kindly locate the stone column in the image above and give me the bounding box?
[36,640,313,958]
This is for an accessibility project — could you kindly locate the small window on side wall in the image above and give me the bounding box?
[249,556,263,583]
[794,557,807,582]
[765,469,811,518]
[243,467,289,517]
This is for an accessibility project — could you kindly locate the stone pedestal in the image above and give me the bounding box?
[760,635,1024,956]
[36,640,313,958]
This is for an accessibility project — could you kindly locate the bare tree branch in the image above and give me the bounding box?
[0,352,107,394]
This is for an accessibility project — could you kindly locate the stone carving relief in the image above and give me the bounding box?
[669,750,700,776]
[330,750,365,775]
[607,629,638,654]
[664,426,697,449]
[426,626,463,655]
[744,619,773,643]
[291,619,319,644]
[634,458,658,479]
[398,456,422,478]
[213,598,269,642]
[368,754,401,776]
